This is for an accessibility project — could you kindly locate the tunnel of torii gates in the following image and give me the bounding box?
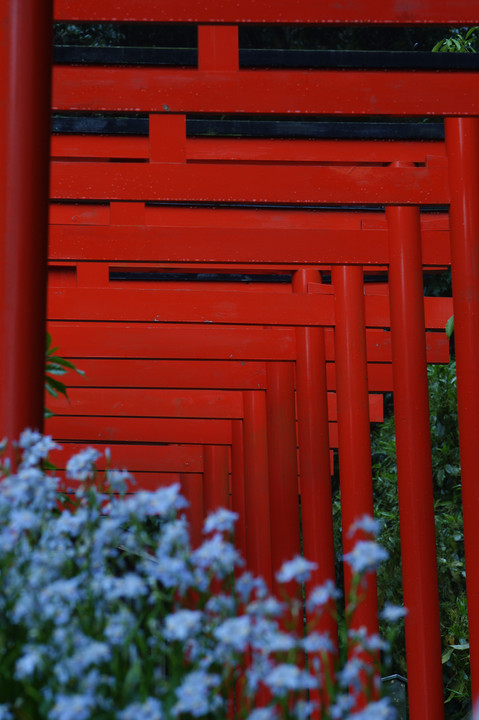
[2,1,479,719]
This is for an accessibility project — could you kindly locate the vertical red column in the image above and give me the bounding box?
[293,269,337,634]
[203,444,230,513]
[445,117,479,704]
[386,202,444,720]
[266,361,300,581]
[180,472,204,549]
[149,113,186,163]
[231,419,247,560]
[332,266,378,633]
[198,25,239,72]
[0,0,53,443]
[243,391,273,589]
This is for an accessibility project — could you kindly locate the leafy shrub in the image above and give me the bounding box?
[371,362,469,719]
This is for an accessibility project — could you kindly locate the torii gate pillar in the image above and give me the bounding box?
[0,0,53,446]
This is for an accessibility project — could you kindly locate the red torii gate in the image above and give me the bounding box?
[48,18,477,720]
[2,2,479,719]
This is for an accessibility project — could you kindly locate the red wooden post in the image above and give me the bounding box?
[180,472,204,548]
[445,117,479,704]
[198,25,239,72]
[0,0,53,445]
[149,113,186,163]
[231,419,247,559]
[293,269,337,627]
[243,390,273,588]
[203,444,230,513]
[332,266,378,634]
[266,361,301,581]
[386,201,444,720]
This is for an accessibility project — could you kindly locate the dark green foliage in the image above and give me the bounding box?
[371,362,469,719]
[239,25,452,52]
[424,269,452,298]
[54,21,455,53]
[54,22,125,46]
[54,22,196,48]
[432,27,479,53]
[44,332,84,418]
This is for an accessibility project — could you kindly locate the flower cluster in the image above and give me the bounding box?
[0,433,402,720]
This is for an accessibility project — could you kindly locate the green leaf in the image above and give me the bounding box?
[49,356,82,371]
[442,647,453,664]
[445,315,454,339]
[45,376,68,398]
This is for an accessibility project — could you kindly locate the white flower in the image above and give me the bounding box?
[331,694,355,719]
[276,556,318,584]
[9,509,41,532]
[159,517,190,555]
[118,697,163,720]
[293,700,318,720]
[338,657,365,691]
[105,468,134,493]
[246,654,274,693]
[214,615,252,653]
[349,697,396,719]
[348,514,382,538]
[66,447,100,481]
[343,541,389,574]
[18,429,42,448]
[203,508,238,534]
[307,579,341,610]
[235,572,267,603]
[164,610,203,642]
[381,603,408,622]
[301,632,335,654]
[204,593,236,615]
[102,573,147,601]
[15,646,45,679]
[19,433,60,468]
[172,671,222,717]
[247,596,285,618]
[264,664,316,695]
[64,641,111,677]
[148,555,194,592]
[50,693,96,720]
[148,484,189,516]
[104,608,136,645]
[247,708,278,720]
[192,533,243,577]
[349,628,389,653]
[251,621,296,654]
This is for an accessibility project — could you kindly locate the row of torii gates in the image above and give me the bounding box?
[2,2,479,719]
